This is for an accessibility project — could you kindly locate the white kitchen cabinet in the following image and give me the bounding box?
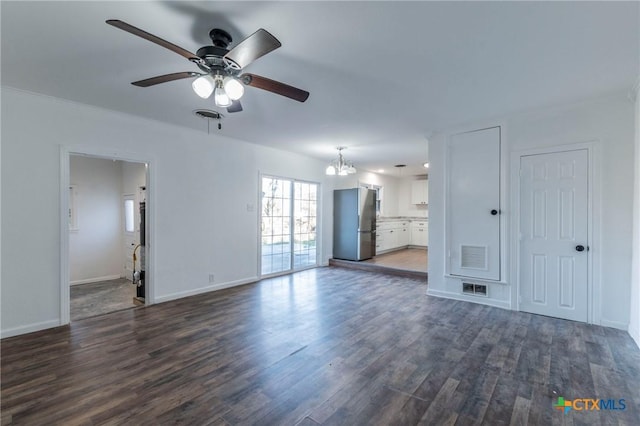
[411,180,428,205]
[376,220,410,253]
[397,225,410,247]
[411,221,428,246]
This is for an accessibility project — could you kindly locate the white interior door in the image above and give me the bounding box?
[123,194,137,281]
[448,127,501,280]
[519,149,588,322]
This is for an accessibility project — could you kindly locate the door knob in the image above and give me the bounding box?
[491,209,499,216]
[575,245,586,252]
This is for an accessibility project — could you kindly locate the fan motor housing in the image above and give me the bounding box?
[196,46,229,69]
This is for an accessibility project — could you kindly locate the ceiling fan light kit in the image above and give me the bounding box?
[106,19,309,113]
[192,75,215,99]
[223,77,245,100]
[213,76,232,107]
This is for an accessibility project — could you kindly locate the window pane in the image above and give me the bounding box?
[261,178,319,275]
[124,199,135,233]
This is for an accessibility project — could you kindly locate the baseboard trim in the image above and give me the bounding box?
[426,288,511,310]
[154,276,259,304]
[1,319,61,339]
[70,275,122,286]
[600,318,628,331]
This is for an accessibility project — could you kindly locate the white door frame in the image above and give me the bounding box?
[257,173,322,279]
[510,140,601,324]
[60,145,155,325]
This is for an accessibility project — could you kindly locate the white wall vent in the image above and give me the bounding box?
[462,283,488,297]
[460,245,487,269]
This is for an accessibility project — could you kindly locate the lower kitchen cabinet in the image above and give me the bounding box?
[411,221,428,247]
[397,225,410,246]
[376,220,410,253]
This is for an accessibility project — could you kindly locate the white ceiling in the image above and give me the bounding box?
[2,1,638,176]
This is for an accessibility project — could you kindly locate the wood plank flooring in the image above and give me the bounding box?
[364,248,427,272]
[330,248,428,279]
[2,267,639,425]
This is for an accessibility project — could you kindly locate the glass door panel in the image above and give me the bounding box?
[261,177,318,275]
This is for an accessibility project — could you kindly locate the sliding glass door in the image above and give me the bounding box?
[261,176,318,276]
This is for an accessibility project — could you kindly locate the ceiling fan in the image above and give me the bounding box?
[106,20,309,113]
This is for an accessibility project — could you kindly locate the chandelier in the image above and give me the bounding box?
[326,147,357,176]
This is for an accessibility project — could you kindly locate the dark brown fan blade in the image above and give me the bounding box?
[227,100,243,113]
[241,73,309,102]
[223,29,281,70]
[106,19,200,62]
[131,72,202,87]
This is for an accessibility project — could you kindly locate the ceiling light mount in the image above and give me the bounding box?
[326,147,357,176]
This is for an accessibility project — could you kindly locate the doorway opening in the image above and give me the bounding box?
[62,151,151,322]
[260,176,319,277]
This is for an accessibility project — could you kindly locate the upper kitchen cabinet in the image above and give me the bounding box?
[411,179,428,205]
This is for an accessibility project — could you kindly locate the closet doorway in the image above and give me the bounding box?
[66,154,148,321]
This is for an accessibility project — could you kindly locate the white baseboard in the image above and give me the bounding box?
[154,276,259,304]
[600,318,628,331]
[70,274,122,286]
[426,288,512,310]
[1,319,61,339]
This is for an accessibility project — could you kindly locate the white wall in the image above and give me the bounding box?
[331,171,431,218]
[630,82,640,347]
[1,87,334,337]
[398,176,429,218]
[69,156,123,284]
[429,94,636,329]
[122,161,146,196]
[332,170,401,217]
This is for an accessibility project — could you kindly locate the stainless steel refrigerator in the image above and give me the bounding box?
[333,188,376,261]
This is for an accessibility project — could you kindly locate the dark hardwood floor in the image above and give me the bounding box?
[2,267,639,425]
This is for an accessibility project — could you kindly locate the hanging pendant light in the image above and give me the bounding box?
[326,147,356,176]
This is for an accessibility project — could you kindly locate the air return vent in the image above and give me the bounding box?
[460,245,487,269]
[194,109,224,120]
[462,283,488,297]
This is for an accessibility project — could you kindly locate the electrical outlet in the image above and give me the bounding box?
[209,274,215,283]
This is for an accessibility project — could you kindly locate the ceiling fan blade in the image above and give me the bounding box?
[227,100,243,113]
[223,29,281,70]
[106,19,200,62]
[131,72,202,87]
[241,73,309,102]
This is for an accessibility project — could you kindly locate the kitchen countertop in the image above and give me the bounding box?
[377,216,427,221]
